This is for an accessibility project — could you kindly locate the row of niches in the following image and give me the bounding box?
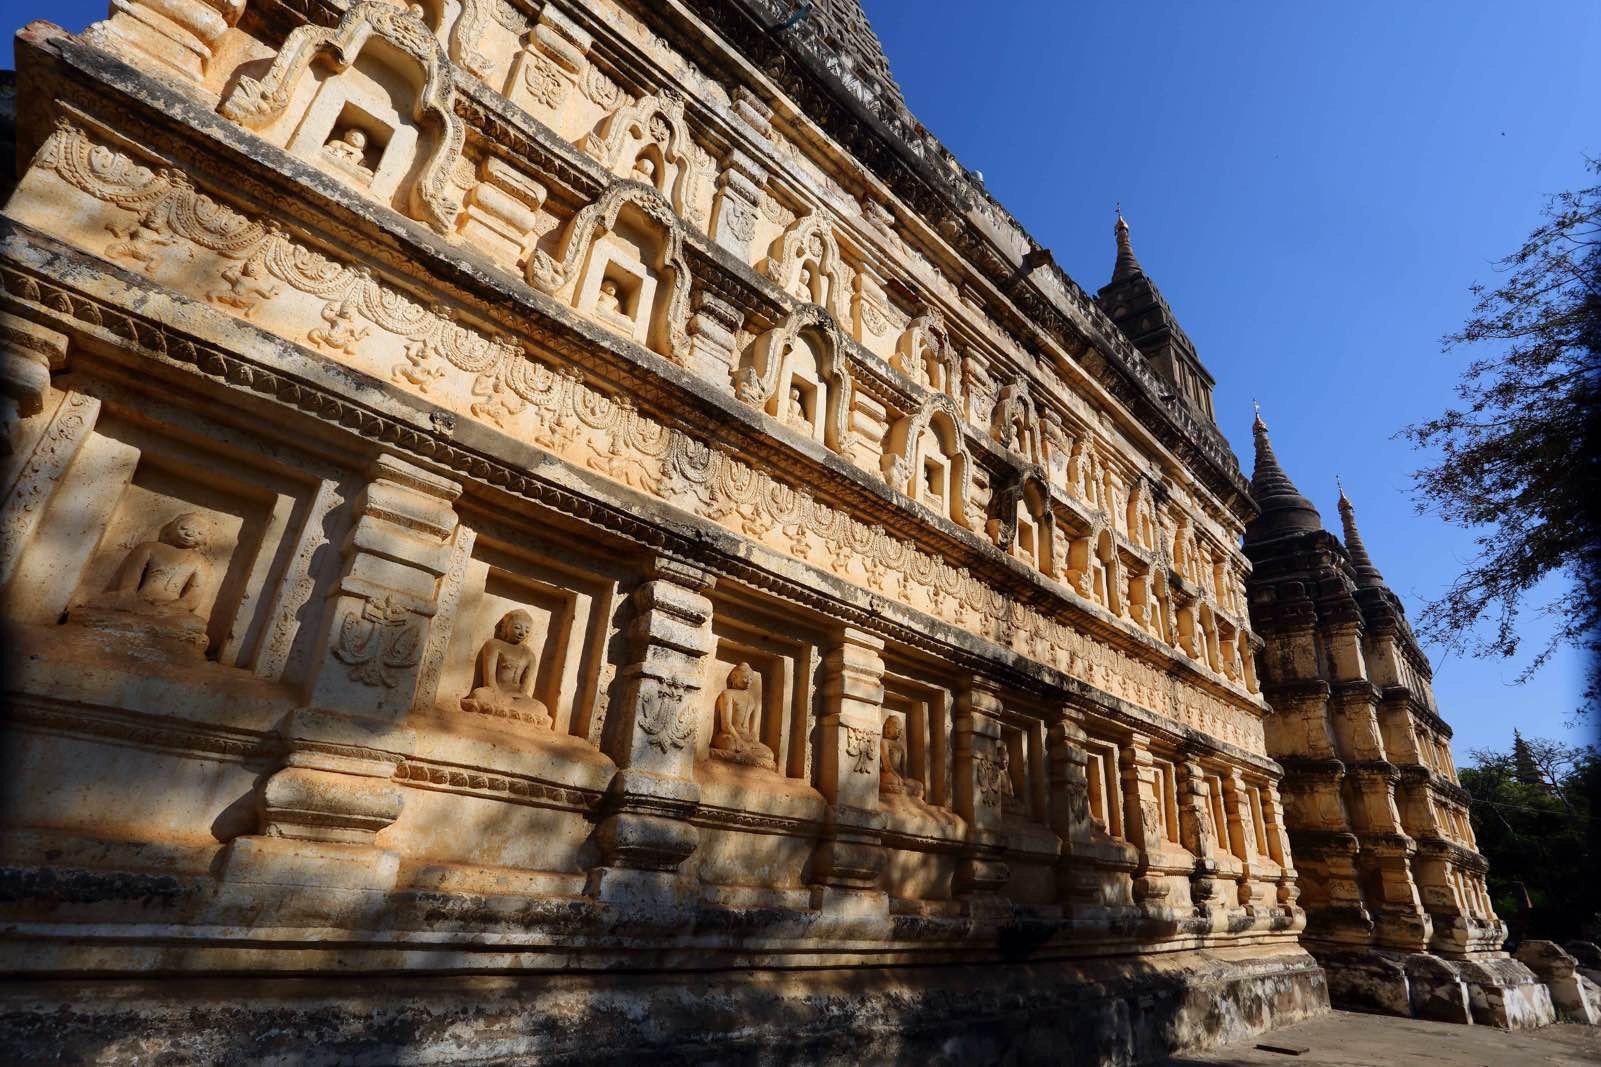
[1,403,1280,905]
[83,0,1254,612]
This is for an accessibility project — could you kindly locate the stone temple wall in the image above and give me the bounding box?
[0,0,1332,1060]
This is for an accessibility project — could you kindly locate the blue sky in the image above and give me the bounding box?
[3,3,1595,757]
[862,0,1598,758]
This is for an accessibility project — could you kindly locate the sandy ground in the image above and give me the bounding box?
[1165,1011,1600,1066]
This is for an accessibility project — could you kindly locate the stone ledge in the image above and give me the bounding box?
[0,947,1326,1064]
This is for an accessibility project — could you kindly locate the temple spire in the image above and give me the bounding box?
[1336,480,1385,588]
[1245,409,1323,542]
[1112,205,1143,283]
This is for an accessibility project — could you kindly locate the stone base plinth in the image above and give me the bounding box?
[1313,945,1556,1028]
[0,948,1326,1064]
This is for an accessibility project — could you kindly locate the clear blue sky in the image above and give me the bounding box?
[862,0,1598,759]
[3,3,1595,757]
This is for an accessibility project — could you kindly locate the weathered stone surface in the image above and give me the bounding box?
[1243,424,1556,1026]
[8,0,1527,1058]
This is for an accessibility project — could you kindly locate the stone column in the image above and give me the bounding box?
[1223,769,1277,913]
[953,678,1008,904]
[1117,733,1164,902]
[684,291,742,386]
[1047,709,1136,921]
[1261,780,1303,919]
[709,147,766,262]
[1176,745,1220,912]
[221,454,461,895]
[0,315,94,593]
[587,556,715,907]
[811,626,889,924]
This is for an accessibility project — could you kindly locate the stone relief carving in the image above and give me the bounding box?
[581,91,712,227]
[975,748,1010,810]
[878,714,923,798]
[708,661,776,769]
[459,609,553,726]
[894,307,960,402]
[218,1,467,234]
[25,122,1267,752]
[761,210,851,323]
[638,678,694,754]
[525,181,693,361]
[735,305,853,452]
[844,723,877,775]
[333,594,424,687]
[73,511,214,648]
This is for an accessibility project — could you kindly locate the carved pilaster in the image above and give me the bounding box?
[811,626,887,893]
[1118,733,1167,904]
[1047,710,1136,920]
[457,157,547,272]
[588,557,715,905]
[685,290,742,385]
[953,678,1008,901]
[505,3,593,114]
[221,454,462,895]
[710,147,765,261]
[83,0,244,88]
[0,312,65,459]
[1176,747,1219,907]
[1,315,90,592]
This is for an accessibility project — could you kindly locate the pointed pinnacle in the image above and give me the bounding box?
[1336,482,1384,588]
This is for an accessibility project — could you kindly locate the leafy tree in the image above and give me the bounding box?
[1461,737,1597,943]
[1400,158,1601,716]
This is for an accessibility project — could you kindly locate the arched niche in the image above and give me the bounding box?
[220,1,465,234]
[882,395,972,528]
[1125,480,1156,550]
[1092,528,1122,616]
[761,211,851,323]
[734,307,852,451]
[526,182,693,361]
[893,308,960,401]
[990,381,1042,466]
[581,92,711,225]
[1015,478,1054,576]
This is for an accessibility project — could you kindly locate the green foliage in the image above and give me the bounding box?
[1461,737,1598,942]
[1401,158,1601,716]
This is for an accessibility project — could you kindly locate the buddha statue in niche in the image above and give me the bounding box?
[78,512,215,647]
[460,609,552,727]
[595,278,628,324]
[709,661,776,769]
[323,127,374,180]
[785,384,808,428]
[878,714,923,798]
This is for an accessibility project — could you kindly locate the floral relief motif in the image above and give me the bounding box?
[638,679,694,753]
[333,595,423,688]
[844,724,877,774]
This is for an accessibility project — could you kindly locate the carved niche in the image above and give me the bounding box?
[527,183,693,360]
[893,307,960,402]
[988,473,1053,576]
[733,305,852,451]
[581,91,712,228]
[990,379,1042,467]
[881,394,974,528]
[219,1,466,234]
[761,210,851,324]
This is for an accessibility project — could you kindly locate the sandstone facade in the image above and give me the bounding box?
[0,0,1537,1060]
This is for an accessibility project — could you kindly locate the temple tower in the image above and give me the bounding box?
[1243,414,1554,1025]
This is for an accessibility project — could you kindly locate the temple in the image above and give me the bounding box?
[1242,418,1553,1025]
[0,0,1566,1060]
